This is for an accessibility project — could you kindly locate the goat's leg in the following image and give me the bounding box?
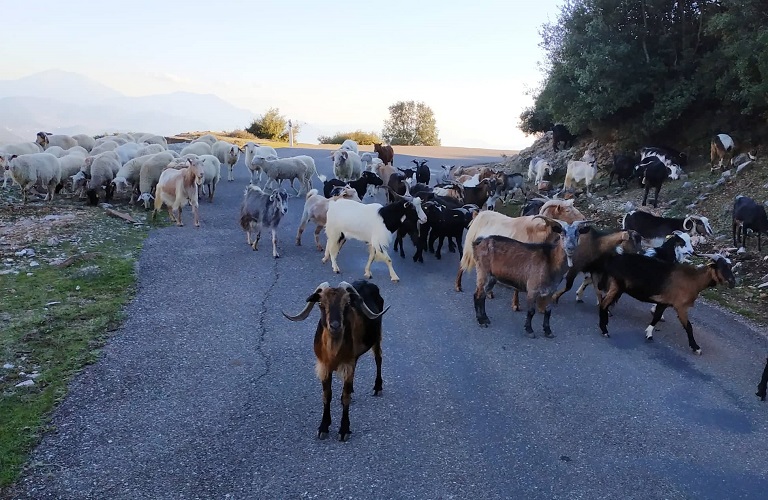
[598,284,622,337]
[252,228,261,251]
[318,373,332,439]
[295,212,309,246]
[653,185,662,208]
[575,273,593,303]
[553,269,579,303]
[378,249,400,282]
[372,342,383,395]
[325,234,343,273]
[228,165,234,181]
[511,290,519,311]
[313,225,324,252]
[428,231,437,253]
[675,307,701,354]
[435,235,444,259]
[456,234,464,257]
[524,294,536,338]
[645,304,667,342]
[271,228,279,258]
[455,266,465,292]
[538,297,554,338]
[191,202,200,227]
[642,185,650,206]
[650,303,666,322]
[339,368,355,441]
[757,357,768,401]
[448,234,457,253]
[474,273,493,327]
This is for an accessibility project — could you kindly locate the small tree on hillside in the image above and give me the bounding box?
[382,100,440,146]
[246,107,287,140]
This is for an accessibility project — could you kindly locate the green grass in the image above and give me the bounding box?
[0,220,146,488]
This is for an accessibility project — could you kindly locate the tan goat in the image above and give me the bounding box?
[296,187,361,251]
[152,158,204,227]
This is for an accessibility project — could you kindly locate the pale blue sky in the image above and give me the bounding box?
[0,0,562,149]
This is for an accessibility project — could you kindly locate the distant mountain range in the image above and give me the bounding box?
[0,69,255,144]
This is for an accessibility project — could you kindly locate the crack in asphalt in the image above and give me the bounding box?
[252,256,279,385]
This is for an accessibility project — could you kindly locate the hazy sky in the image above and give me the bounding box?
[0,0,562,149]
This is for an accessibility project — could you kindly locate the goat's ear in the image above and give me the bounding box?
[551,224,563,233]
[578,225,591,234]
[306,292,322,303]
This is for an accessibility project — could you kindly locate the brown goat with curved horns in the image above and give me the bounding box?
[283,280,389,441]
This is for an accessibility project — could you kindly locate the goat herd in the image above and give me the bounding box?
[2,132,767,441]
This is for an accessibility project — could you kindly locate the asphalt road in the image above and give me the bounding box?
[12,148,768,499]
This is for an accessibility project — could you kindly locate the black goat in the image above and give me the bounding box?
[622,210,713,247]
[757,357,768,401]
[552,124,576,152]
[283,280,389,441]
[397,167,417,181]
[733,195,768,251]
[412,159,430,184]
[609,154,637,188]
[420,202,478,260]
[635,157,668,208]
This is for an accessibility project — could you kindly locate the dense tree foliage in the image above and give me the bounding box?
[520,0,768,147]
[246,108,300,141]
[318,130,382,145]
[383,101,440,146]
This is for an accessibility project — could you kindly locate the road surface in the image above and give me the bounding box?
[13,148,768,499]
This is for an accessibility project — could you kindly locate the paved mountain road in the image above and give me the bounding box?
[13,148,768,499]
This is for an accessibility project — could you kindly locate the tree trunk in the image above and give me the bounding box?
[641,0,651,63]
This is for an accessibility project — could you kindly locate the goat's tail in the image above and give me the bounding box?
[459,230,475,273]
[306,188,318,200]
[238,211,251,232]
[317,173,326,183]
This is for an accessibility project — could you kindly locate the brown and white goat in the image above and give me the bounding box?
[152,158,204,227]
[472,217,591,337]
[455,199,585,294]
[597,253,736,354]
[551,227,643,304]
[283,280,389,441]
[296,187,360,251]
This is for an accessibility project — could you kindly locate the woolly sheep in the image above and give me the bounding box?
[193,134,218,146]
[74,153,118,205]
[332,150,363,182]
[136,144,166,157]
[72,134,96,152]
[7,152,62,203]
[91,140,120,155]
[340,139,359,154]
[211,140,241,181]
[180,142,212,157]
[113,153,157,202]
[137,134,168,148]
[58,154,88,192]
[115,142,144,165]
[95,135,129,147]
[0,142,43,156]
[197,154,222,202]
[35,132,78,151]
[42,145,67,158]
[137,151,177,208]
[65,146,89,157]
[253,156,313,196]
[244,142,278,184]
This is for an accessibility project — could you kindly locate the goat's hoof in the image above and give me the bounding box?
[391,277,400,283]
[316,246,324,252]
[576,298,583,303]
[757,392,766,401]
[692,348,702,355]
[338,432,350,442]
[601,332,611,338]
[477,318,490,327]
[317,430,329,440]
[544,331,555,338]
[645,336,654,342]
[273,254,280,259]
[524,330,536,339]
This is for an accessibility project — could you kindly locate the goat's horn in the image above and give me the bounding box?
[533,215,564,228]
[682,216,693,231]
[340,281,390,320]
[282,282,330,321]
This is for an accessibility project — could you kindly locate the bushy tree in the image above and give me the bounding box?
[382,101,440,146]
[246,108,287,140]
[318,130,382,145]
[523,0,768,146]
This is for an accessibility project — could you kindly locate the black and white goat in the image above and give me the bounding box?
[318,172,383,200]
[640,146,687,178]
[412,159,430,184]
[323,191,427,281]
[596,253,736,354]
[609,154,637,188]
[635,157,671,208]
[622,210,713,247]
[733,195,768,252]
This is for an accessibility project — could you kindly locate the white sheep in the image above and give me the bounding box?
[180,142,212,157]
[64,146,89,157]
[0,142,43,156]
[115,142,144,165]
[332,150,363,182]
[95,135,129,147]
[35,132,78,150]
[91,140,120,155]
[340,139,359,155]
[113,153,157,202]
[58,154,88,193]
[72,134,96,152]
[137,151,177,208]
[136,134,168,148]
[6,153,62,203]
[211,140,241,181]
[197,154,222,202]
[136,144,166,157]
[73,153,118,205]
[360,152,380,170]
[252,156,313,196]
[193,134,218,146]
[41,145,67,158]
[244,142,278,184]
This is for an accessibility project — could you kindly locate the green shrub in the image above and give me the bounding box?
[318,130,382,145]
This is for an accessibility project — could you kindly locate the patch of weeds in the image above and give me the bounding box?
[0,217,147,488]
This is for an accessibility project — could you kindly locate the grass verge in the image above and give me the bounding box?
[0,211,147,489]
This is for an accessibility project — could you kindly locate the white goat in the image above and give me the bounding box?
[527,157,553,184]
